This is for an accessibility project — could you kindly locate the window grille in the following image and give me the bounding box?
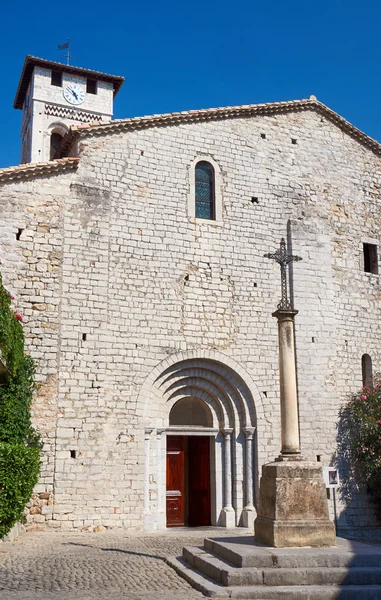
[195,162,215,220]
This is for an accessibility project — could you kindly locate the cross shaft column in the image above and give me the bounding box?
[273,308,300,457]
[255,236,335,547]
[264,237,302,458]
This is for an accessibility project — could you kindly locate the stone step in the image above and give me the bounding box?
[182,546,381,587]
[204,538,274,568]
[262,566,381,586]
[227,585,381,599]
[204,538,381,569]
[183,546,263,586]
[166,555,229,597]
[167,556,381,599]
[273,553,381,569]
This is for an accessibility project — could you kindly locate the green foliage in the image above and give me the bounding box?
[0,273,41,538]
[338,377,381,522]
[0,356,38,445]
[0,272,24,376]
[0,443,40,538]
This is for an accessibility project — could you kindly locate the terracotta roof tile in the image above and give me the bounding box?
[69,96,381,155]
[0,158,79,182]
[3,97,380,185]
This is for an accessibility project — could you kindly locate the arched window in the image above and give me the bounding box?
[195,161,215,220]
[50,132,63,160]
[362,354,373,387]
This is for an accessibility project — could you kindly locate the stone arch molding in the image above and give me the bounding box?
[48,121,70,137]
[45,122,70,161]
[140,349,263,429]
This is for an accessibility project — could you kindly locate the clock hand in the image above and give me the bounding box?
[69,87,78,100]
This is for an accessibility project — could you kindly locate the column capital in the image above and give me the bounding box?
[244,427,256,439]
[272,308,298,320]
[144,427,155,439]
[222,427,233,437]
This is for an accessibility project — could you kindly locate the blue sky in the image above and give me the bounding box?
[1,0,380,168]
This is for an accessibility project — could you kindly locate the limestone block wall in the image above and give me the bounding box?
[1,105,380,533]
[66,110,381,532]
[0,171,73,528]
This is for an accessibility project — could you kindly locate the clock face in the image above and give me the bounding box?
[63,83,85,105]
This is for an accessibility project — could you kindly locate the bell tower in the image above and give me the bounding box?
[14,55,124,164]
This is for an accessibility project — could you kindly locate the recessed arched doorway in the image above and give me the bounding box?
[166,398,212,527]
[141,352,262,532]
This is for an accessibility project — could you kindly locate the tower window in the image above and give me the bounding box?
[195,161,215,220]
[50,133,63,160]
[363,243,378,274]
[51,71,62,87]
[86,79,97,94]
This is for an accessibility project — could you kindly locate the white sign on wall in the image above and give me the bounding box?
[322,466,339,489]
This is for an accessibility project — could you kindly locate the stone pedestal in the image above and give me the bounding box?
[221,507,236,528]
[254,459,335,547]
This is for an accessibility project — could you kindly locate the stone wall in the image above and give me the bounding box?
[0,106,380,533]
[0,171,73,528]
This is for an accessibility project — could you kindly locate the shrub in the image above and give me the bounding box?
[0,272,41,538]
[0,356,38,445]
[0,275,24,376]
[0,443,40,538]
[338,377,381,523]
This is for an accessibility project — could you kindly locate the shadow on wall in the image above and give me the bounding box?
[332,405,381,542]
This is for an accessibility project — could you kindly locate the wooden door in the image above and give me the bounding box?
[188,436,211,526]
[166,436,184,527]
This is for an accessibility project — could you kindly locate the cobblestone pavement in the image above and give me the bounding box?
[0,528,252,600]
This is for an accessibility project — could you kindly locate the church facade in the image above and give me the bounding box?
[0,56,380,535]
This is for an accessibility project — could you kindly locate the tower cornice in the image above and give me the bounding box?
[14,55,124,110]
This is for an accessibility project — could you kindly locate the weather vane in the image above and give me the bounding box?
[264,238,302,310]
[57,38,73,66]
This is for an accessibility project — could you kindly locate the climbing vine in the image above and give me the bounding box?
[0,271,40,539]
[0,276,24,376]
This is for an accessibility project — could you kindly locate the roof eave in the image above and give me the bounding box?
[69,97,381,156]
[14,55,125,110]
[0,157,79,183]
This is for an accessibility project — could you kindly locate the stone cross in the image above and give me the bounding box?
[264,237,303,458]
[264,238,302,310]
[255,239,335,547]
